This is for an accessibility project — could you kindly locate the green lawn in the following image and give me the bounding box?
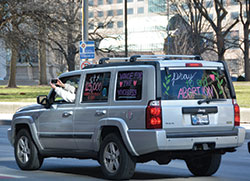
[0,82,250,107]
[233,82,250,108]
[0,85,50,102]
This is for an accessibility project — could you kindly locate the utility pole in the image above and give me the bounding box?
[82,0,88,41]
[124,0,128,57]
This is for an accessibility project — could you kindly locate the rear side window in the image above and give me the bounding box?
[116,71,143,101]
[161,69,231,100]
[82,72,110,102]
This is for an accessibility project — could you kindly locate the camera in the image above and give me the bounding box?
[51,79,58,84]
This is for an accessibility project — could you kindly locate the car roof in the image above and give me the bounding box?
[158,59,224,68]
[59,55,224,78]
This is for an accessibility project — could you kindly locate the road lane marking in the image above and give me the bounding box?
[0,174,26,178]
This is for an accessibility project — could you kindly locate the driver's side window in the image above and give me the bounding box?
[50,75,81,104]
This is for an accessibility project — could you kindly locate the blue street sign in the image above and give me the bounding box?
[80,41,95,59]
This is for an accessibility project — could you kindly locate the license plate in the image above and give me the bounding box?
[191,114,209,125]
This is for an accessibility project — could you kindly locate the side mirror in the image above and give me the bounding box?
[37,95,49,107]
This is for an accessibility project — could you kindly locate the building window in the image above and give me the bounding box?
[209,14,213,20]
[98,0,103,5]
[205,1,213,8]
[225,30,239,49]
[117,0,123,3]
[181,3,189,10]
[89,0,94,6]
[222,0,227,6]
[230,0,238,5]
[127,8,134,15]
[149,0,166,13]
[117,9,123,16]
[231,12,239,20]
[170,4,177,12]
[244,11,247,18]
[117,21,123,28]
[127,0,133,2]
[98,22,104,28]
[89,23,94,30]
[138,7,144,14]
[97,11,103,17]
[108,10,113,16]
[137,0,144,1]
[107,21,114,28]
[89,12,94,18]
[248,32,250,44]
[107,0,113,4]
[201,32,214,47]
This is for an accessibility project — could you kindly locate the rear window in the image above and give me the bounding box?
[161,69,232,100]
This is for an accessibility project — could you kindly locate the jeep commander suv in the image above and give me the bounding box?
[8,55,245,180]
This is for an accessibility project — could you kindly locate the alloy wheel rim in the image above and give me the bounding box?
[103,142,120,173]
[17,136,31,164]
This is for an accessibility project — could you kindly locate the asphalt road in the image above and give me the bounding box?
[1,125,250,181]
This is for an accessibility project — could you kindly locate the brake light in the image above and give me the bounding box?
[233,99,240,126]
[186,63,202,67]
[146,101,162,129]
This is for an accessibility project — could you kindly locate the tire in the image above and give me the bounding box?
[186,153,221,176]
[14,129,44,170]
[99,133,136,180]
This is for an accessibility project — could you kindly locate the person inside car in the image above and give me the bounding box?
[50,79,76,103]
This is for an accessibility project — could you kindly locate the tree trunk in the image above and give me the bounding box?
[243,23,250,81]
[38,24,47,85]
[67,44,76,71]
[7,46,18,88]
[216,31,225,61]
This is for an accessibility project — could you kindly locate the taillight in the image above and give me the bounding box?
[146,100,162,129]
[186,63,202,67]
[233,99,240,126]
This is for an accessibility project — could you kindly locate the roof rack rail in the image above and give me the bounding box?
[129,55,202,62]
[99,57,130,64]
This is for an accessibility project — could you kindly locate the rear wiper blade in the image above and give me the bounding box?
[197,98,226,105]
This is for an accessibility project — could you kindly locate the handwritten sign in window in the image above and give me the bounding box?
[116,71,143,101]
[82,72,110,102]
[161,69,231,100]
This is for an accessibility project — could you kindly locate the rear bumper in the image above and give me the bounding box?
[128,127,245,155]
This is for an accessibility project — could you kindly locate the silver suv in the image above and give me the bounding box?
[8,55,245,179]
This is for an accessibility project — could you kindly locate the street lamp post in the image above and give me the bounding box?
[124,0,128,57]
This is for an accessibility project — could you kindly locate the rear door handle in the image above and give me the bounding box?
[95,110,106,116]
[62,111,73,118]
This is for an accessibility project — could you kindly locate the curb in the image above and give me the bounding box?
[0,102,34,114]
[0,120,11,126]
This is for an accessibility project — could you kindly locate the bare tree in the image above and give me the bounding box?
[0,1,27,87]
[164,0,213,55]
[193,0,239,60]
[237,0,250,81]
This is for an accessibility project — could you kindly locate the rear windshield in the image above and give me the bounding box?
[161,68,232,100]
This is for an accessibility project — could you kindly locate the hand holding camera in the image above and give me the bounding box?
[51,79,58,84]
[50,78,65,89]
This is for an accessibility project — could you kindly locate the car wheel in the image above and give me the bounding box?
[186,153,221,176]
[99,133,136,180]
[14,129,44,170]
